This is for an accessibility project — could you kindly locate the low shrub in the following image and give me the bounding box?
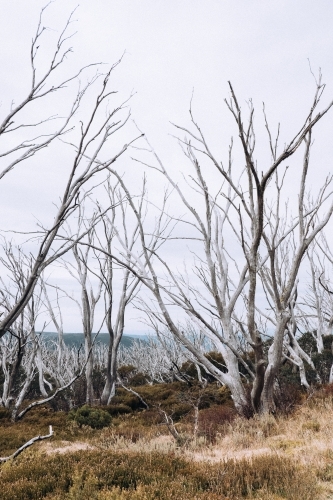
[129,373,149,386]
[0,450,318,499]
[199,385,233,407]
[197,404,236,443]
[0,407,10,420]
[106,404,132,416]
[68,405,111,429]
[110,389,143,411]
[274,379,304,415]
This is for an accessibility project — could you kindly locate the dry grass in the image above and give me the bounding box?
[185,392,333,498]
[2,389,333,498]
[90,391,333,497]
[188,397,333,461]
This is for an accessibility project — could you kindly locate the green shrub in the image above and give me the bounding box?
[110,390,143,411]
[130,373,149,386]
[0,407,10,420]
[106,404,132,416]
[117,365,137,383]
[68,405,111,429]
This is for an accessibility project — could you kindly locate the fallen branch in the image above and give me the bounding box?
[0,425,53,463]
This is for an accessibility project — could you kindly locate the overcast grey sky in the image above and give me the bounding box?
[1,0,333,333]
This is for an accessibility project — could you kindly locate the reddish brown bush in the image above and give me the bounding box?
[198,404,236,443]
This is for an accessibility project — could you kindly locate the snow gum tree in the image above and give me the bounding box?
[113,77,333,415]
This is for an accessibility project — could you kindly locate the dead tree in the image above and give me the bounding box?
[93,180,143,404]
[60,211,104,405]
[114,76,333,415]
[0,242,45,416]
[258,163,333,410]
[40,278,66,386]
[0,5,142,341]
[0,241,85,420]
[68,176,171,404]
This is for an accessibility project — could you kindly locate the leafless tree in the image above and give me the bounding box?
[91,180,143,404]
[0,4,142,341]
[295,237,333,383]
[59,212,104,405]
[312,234,333,342]
[111,76,333,415]
[118,335,183,384]
[64,174,173,404]
[40,277,65,384]
[0,241,89,419]
[0,242,45,415]
[93,177,173,403]
[41,340,85,396]
[258,167,333,409]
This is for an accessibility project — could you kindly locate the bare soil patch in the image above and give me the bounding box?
[40,440,96,455]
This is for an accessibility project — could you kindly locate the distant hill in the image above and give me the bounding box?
[43,332,147,349]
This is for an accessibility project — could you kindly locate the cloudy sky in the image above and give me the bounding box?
[1,1,333,333]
